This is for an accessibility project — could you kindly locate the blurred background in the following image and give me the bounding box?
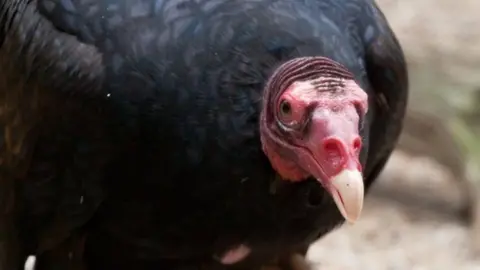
[307,0,480,269]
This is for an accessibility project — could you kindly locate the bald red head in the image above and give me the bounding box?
[260,57,368,223]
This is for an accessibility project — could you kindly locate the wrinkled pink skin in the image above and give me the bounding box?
[261,78,368,187]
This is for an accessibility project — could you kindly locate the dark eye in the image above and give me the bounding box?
[277,98,305,130]
[280,100,292,116]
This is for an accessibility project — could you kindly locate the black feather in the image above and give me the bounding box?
[0,0,408,269]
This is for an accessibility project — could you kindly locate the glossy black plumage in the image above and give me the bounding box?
[0,0,408,269]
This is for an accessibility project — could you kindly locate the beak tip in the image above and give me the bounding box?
[345,214,361,224]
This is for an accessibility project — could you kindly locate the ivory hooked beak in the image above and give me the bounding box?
[329,169,364,223]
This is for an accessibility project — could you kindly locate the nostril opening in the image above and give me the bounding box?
[353,138,362,151]
[322,139,345,166]
[323,140,339,154]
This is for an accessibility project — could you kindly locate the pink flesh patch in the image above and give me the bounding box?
[216,244,251,265]
[270,78,366,181]
[281,78,368,115]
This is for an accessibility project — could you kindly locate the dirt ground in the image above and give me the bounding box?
[375,0,480,86]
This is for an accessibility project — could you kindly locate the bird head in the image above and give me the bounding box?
[260,57,368,223]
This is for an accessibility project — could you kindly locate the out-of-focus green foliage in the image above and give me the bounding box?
[406,63,480,182]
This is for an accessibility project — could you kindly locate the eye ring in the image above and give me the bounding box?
[279,99,292,116]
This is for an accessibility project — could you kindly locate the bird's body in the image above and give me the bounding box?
[0,0,408,269]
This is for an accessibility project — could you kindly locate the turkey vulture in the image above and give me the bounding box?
[0,0,408,269]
